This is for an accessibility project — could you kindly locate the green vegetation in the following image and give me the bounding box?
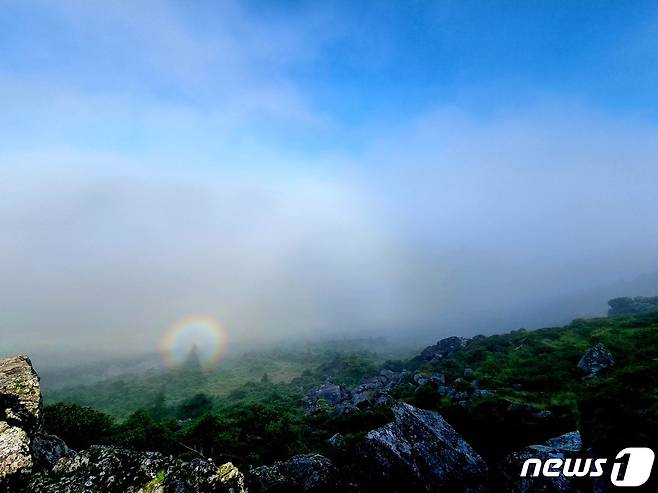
[43,314,658,467]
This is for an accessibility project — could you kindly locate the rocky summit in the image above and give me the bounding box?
[1,355,247,493]
[1,355,43,489]
[1,352,500,492]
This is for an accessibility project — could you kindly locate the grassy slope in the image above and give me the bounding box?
[43,313,658,465]
[397,312,658,460]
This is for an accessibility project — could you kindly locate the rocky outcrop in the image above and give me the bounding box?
[31,432,75,470]
[1,354,245,493]
[0,355,44,487]
[577,343,614,379]
[0,422,32,486]
[498,431,587,492]
[417,336,470,363]
[28,445,245,493]
[247,454,341,493]
[304,373,403,417]
[325,433,345,448]
[161,458,245,493]
[355,403,488,492]
[608,296,658,317]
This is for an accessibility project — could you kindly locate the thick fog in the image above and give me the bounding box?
[2,1,658,360]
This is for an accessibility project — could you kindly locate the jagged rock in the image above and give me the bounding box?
[417,336,469,363]
[378,370,397,382]
[429,373,445,386]
[436,385,454,397]
[0,355,44,487]
[0,355,42,435]
[304,383,352,416]
[163,459,245,493]
[247,453,340,492]
[325,433,346,448]
[577,343,614,378]
[355,403,488,492]
[32,432,75,470]
[498,431,586,492]
[412,373,428,386]
[27,445,167,493]
[28,445,244,493]
[314,383,349,406]
[305,378,394,417]
[0,422,32,485]
[608,296,658,317]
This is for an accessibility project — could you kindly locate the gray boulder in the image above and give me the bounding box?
[28,445,245,493]
[305,378,393,417]
[32,432,75,470]
[247,454,341,492]
[325,433,346,448]
[163,459,245,493]
[498,431,585,492]
[356,402,488,492]
[0,422,32,486]
[608,296,658,316]
[0,355,42,435]
[577,343,614,378]
[0,354,44,487]
[418,336,469,363]
[429,373,445,386]
[304,383,353,416]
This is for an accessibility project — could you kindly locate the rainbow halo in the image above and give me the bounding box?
[161,315,227,369]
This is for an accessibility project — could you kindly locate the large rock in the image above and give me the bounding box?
[247,454,341,493]
[304,379,393,417]
[28,445,245,493]
[417,336,469,363]
[355,402,488,492]
[0,422,32,485]
[0,354,44,487]
[0,355,42,435]
[32,432,75,470]
[163,459,245,493]
[608,296,658,317]
[498,431,587,492]
[577,343,614,378]
[304,383,353,416]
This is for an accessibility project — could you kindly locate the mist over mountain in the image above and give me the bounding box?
[2,1,658,366]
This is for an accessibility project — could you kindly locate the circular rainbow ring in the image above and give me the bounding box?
[160,315,228,369]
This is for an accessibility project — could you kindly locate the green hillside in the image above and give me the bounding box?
[43,312,658,467]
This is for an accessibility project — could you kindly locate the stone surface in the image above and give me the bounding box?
[0,354,44,487]
[0,355,42,435]
[325,433,346,449]
[28,445,245,493]
[247,453,340,492]
[577,343,614,378]
[417,336,469,363]
[608,296,658,317]
[356,402,488,492]
[162,459,245,493]
[0,423,32,483]
[498,431,586,493]
[32,432,76,471]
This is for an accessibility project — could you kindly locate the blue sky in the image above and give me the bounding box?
[3,1,658,153]
[2,1,658,354]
